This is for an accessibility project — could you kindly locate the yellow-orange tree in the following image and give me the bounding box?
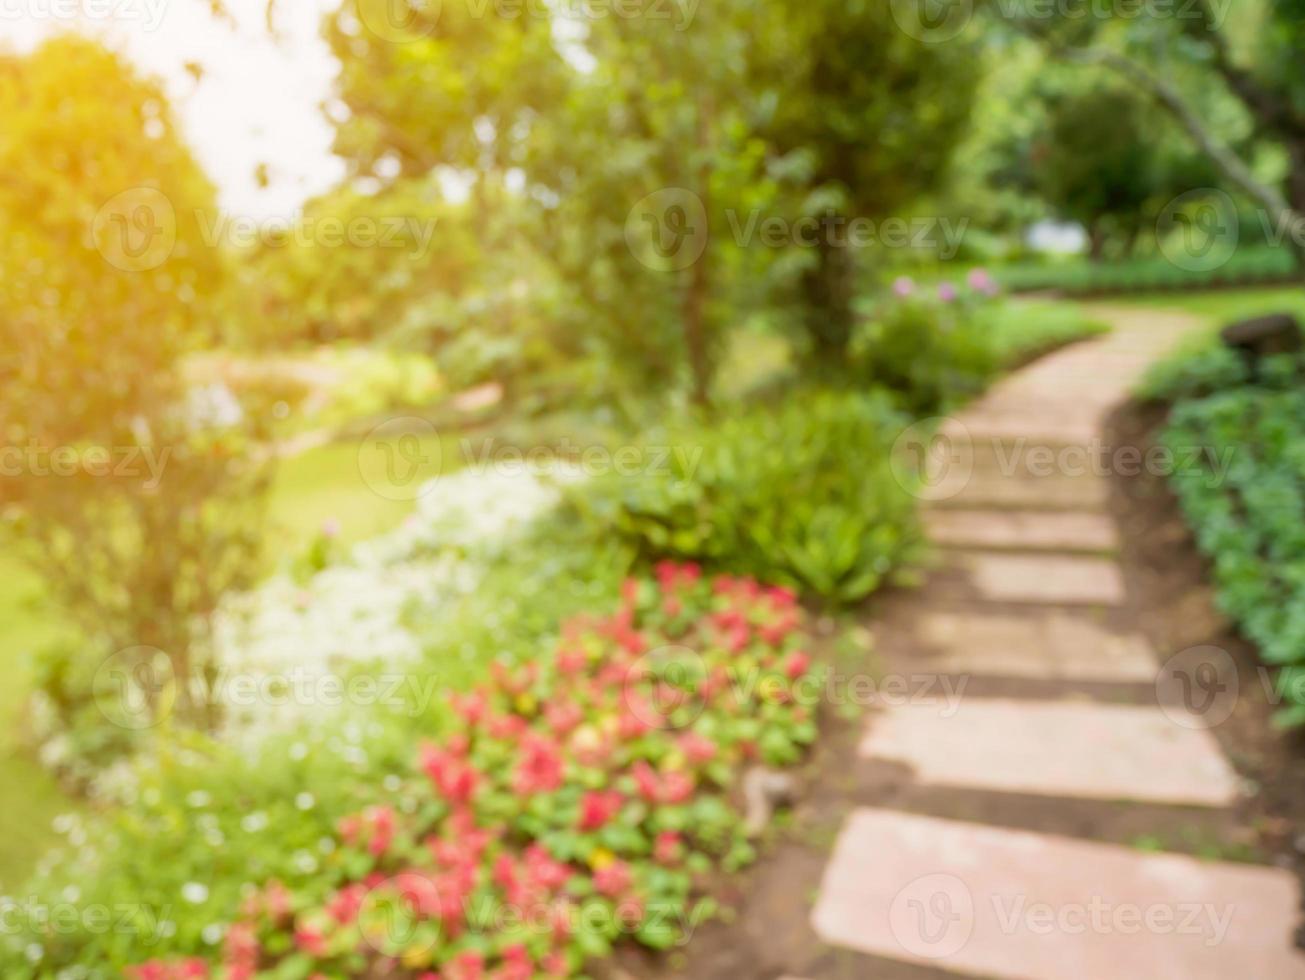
[0,35,268,752]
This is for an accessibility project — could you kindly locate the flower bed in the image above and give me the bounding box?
[127,562,819,979]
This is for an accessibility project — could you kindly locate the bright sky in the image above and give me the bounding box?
[1,0,345,218]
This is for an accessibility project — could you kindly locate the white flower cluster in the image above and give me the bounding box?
[209,464,584,743]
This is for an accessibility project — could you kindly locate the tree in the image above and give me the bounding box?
[0,35,269,742]
[523,5,769,407]
[1012,76,1223,261]
[1001,0,1305,267]
[749,1,981,368]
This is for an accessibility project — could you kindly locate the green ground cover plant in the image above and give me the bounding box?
[1143,345,1305,725]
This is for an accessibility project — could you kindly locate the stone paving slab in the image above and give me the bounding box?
[939,470,1112,511]
[957,552,1127,606]
[858,698,1240,806]
[925,510,1119,553]
[915,610,1156,682]
[812,808,1305,980]
[943,415,1104,450]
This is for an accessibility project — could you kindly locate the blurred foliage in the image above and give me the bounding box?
[566,390,924,604]
[750,0,981,366]
[0,35,224,441]
[1153,348,1305,725]
[851,293,998,416]
[0,35,271,744]
[997,244,1299,295]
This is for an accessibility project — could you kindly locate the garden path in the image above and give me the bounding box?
[653,308,1305,980]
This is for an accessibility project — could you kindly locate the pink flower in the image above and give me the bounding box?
[892,276,916,298]
[546,701,583,736]
[447,950,485,980]
[594,860,633,898]
[938,282,958,303]
[452,691,488,725]
[421,744,480,805]
[365,805,396,856]
[654,831,683,864]
[678,732,718,765]
[327,884,367,924]
[661,770,695,804]
[621,577,641,606]
[514,733,565,795]
[578,790,624,831]
[967,267,998,295]
[294,925,327,958]
[320,518,341,539]
[632,760,661,802]
[785,650,813,681]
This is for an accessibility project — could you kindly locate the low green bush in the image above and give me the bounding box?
[567,391,923,605]
[1153,349,1305,725]
[852,296,997,415]
[996,245,1299,297]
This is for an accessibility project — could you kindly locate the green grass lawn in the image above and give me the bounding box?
[1114,285,1305,327]
[987,297,1111,366]
[0,553,82,890]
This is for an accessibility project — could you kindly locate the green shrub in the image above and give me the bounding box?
[1138,338,1250,403]
[995,245,1299,297]
[1155,350,1305,725]
[852,298,997,415]
[567,391,923,604]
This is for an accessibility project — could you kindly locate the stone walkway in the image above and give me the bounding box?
[802,309,1305,978]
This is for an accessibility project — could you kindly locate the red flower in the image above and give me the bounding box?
[785,650,813,680]
[364,804,395,856]
[546,701,583,736]
[594,861,633,898]
[654,831,683,864]
[661,770,695,804]
[452,691,488,725]
[294,925,327,958]
[514,732,565,795]
[578,790,624,831]
[327,883,367,925]
[421,743,480,805]
[621,577,641,606]
[677,732,718,765]
[631,761,661,802]
[447,950,485,980]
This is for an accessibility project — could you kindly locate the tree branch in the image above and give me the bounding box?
[1064,45,1301,234]
[1183,0,1304,136]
